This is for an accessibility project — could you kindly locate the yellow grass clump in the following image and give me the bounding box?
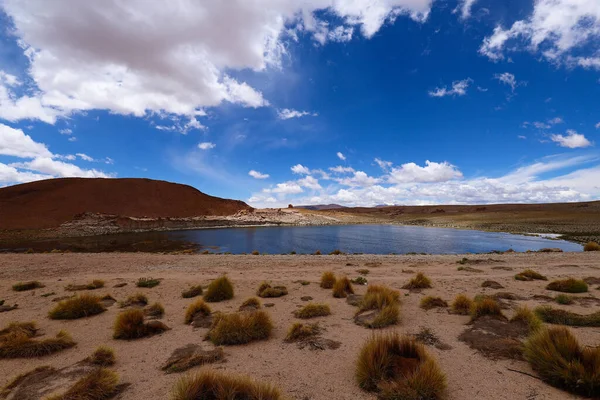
[181,285,203,298]
[203,276,234,302]
[510,306,542,333]
[356,333,447,399]
[256,282,288,298]
[145,302,165,318]
[546,278,588,293]
[206,310,273,345]
[420,296,448,310]
[470,297,504,321]
[49,294,107,320]
[584,241,600,251]
[402,272,432,289]
[12,281,44,291]
[46,368,120,400]
[0,322,75,359]
[65,279,105,291]
[320,271,336,289]
[171,369,282,400]
[285,322,321,342]
[136,277,160,288]
[185,299,211,324]
[88,346,116,366]
[293,303,331,319]
[514,269,547,281]
[119,293,148,308]
[450,294,473,315]
[524,326,600,397]
[239,297,261,310]
[113,309,170,340]
[535,306,600,327]
[359,285,400,311]
[332,276,354,298]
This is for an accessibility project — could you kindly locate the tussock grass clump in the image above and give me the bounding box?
[0,325,75,359]
[450,294,473,315]
[546,278,588,293]
[420,296,448,310]
[332,276,354,298]
[171,369,282,400]
[367,304,401,329]
[206,310,273,345]
[514,269,547,281]
[351,276,368,285]
[402,272,432,290]
[510,306,542,333]
[47,368,120,400]
[1,366,56,398]
[88,346,116,366]
[357,269,370,275]
[524,326,600,397]
[136,277,160,288]
[555,294,574,305]
[49,294,106,320]
[185,299,211,324]
[182,285,203,298]
[65,279,105,291]
[329,249,343,255]
[470,297,504,321]
[285,322,320,342]
[203,276,234,302]
[239,297,261,311]
[320,271,336,289]
[145,302,165,318]
[256,282,288,298]
[119,293,148,308]
[535,306,600,327]
[12,281,44,292]
[294,303,331,319]
[113,309,169,340]
[355,285,401,329]
[359,285,400,312]
[356,333,447,399]
[584,241,600,251]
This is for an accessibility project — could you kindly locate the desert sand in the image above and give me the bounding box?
[1,252,599,399]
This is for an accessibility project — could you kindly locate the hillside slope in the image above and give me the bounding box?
[0,178,251,230]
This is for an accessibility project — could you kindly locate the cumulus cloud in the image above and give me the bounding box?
[0,0,435,125]
[10,157,110,179]
[550,130,593,148]
[457,0,478,19]
[428,78,472,97]
[0,123,52,158]
[336,152,346,160]
[329,165,355,174]
[291,164,311,174]
[480,0,600,68]
[277,109,317,120]
[595,122,600,129]
[249,170,270,179]
[198,142,216,150]
[336,171,380,187]
[59,128,73,135]
[388,160,463,184]
[494,72,523,91]
[374,158,393,170]
[298,175,322,190]
[266,182,304,194]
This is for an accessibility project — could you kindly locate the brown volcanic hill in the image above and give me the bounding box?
[0,178,252,230]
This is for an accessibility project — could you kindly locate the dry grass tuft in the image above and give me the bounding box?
[356,333,447,399]
[420,296,448,310]
[555,294,574,305]
[470,297,504,321]
[145,302,165,318]
[185,299,211,324]
[535,306,600,327]
[450,294,473,315]
[181,285,203,299]
[136,277,160,288]
[171,369,282,400]
[320,271,336,289]
[206,310,273,345]
[293,303,331,319]
[524,326,600,397]
[119,293,148,308]
[1,366,56,398]
[256,282,288,298]
[203,276,234,302]
[239,297,261,311]
[402,272,432,290]
[0,323,75,358]
[113,309,170,340]
[332,277,354,298]
[12,281,44,292]
[46,368,120,400]
[514,269,547,281]
[88,346,116,366]
[584,241,600,251]
[285,322,321,342]
[49,294,106,320]
[368,304,401,329]
[510,306,542,332]
[65,279,105,291]
[546,278,588,293]
[357,269,370,275]
[359,285,400,311]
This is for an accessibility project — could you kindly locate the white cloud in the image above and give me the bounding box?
[457,0,478,19]
[388,160,463,184]
[0,123,52,158]
[249,170,270,179]
[0,162,52,184]
[329,165,355,174]
[291,164,311,174]
[156,116,206,134]
[518,135,527,139]
[0,0,435,124]
[336,152,346,160]
[494,72,523,91]
[548,117,563,125]
[68,137,77,142]
[266,182,304,194]
[198,142,216,150]
[298,175,322,190]
[550,130,593,148]
[595,122,600,129]
[76,153,94,162]
[59,128,72,135]
[10,157,110,178]
[336,171,380,187]
[374,158,393,170]
[277,109,317,120]
[533,122,551,129]
[428,78,472,97]
[480,0,600,68]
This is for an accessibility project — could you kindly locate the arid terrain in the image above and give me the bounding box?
[1,252,599,399]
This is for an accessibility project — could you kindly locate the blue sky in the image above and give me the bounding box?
[0,0,599,207]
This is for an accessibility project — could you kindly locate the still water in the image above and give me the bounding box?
[165,224,582,254]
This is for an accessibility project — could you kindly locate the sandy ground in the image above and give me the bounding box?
[1,252,599,399]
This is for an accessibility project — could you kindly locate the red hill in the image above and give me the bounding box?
[0,178,251,230]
